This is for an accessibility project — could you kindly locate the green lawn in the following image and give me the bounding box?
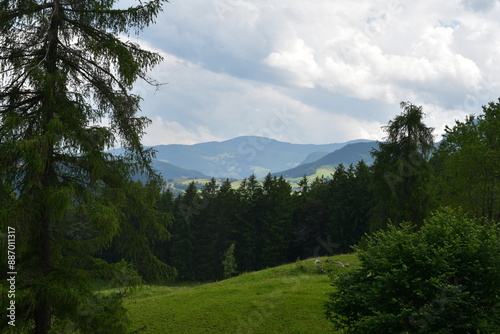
[124,254,359,333]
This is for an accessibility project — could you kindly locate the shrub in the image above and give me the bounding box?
[325,208,500,333]
[222,243,238,279]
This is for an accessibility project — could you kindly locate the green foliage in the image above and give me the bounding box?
[370,101,435,230]
[222,242,238,279]
[163,168,373,281]
[433,99,500,222]
[0,1,170,332]
[325,208,500,333]
[99,181,176,283]
[293,162,373,257]
[258,174,294,267]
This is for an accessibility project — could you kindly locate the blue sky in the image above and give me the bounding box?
[126,0,500,145]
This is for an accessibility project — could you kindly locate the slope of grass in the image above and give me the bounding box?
[124,254,359,333]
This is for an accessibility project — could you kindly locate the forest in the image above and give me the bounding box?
[100,100,499,283]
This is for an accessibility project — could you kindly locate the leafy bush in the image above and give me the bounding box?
[325,208,500,333]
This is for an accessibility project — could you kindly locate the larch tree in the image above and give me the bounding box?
[370,102,435,230]
[0,1,172,333]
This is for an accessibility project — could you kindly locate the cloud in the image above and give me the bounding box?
[134,52,385,145]
[142,118,222,146]
[127,0,500,145]
[461,0,498,12]
[260,3,487,107]
[264,38,322,88]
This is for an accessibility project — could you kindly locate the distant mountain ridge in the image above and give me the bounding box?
[151,160,210,180]
[149,136,374,179]
[272,141,377,178]
[110,136,378,180]
[300,151,330,165]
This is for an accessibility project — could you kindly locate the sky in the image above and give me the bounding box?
[126,0,500,146]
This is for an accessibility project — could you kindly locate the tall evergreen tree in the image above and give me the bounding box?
[213,179,239,278]
[370,102,435,230]
[349,160,374,242]
[0,1,170,332]
[169,182,199,280]
[258,174,293,267]
[232,175,261,272]
[293,175,331,257]
[336,162,373,251]
[192,178,221,280]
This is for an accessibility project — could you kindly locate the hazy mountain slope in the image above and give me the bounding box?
[273,141,377,178]
[150,136,363,179]
[300,151,330,164]
[151,160,210,180]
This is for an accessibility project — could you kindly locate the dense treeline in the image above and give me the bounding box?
[142,161,372,281]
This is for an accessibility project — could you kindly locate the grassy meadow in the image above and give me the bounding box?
[122,254,359,333]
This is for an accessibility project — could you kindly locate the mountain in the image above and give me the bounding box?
[300,151,330,164]
[149,136,368,179]
[151,160,210,180]
[273,141,377,178]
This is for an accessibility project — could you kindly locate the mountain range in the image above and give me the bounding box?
[145,136,378,180]
[271,141,377,178]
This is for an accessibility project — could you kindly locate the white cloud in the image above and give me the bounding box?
[260,4,487,106]
[142,118,222,146]
[128,0,500,145]
[136,52,385,145]
[264,38,322,88]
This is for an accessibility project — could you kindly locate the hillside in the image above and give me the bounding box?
[274,141,377,178]
[150,136,367,179]
[124,254,359,334]
[300,151,330,164]
[151,160,210,180]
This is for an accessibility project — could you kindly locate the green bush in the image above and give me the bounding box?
[325,208,500,333]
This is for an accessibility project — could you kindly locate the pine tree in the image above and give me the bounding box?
[0,1,170,332]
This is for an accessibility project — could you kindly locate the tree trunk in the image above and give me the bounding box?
[34,1,61,332]
[34,290,51,334]
[34,204,53,333]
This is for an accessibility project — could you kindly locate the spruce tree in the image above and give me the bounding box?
[193,179,220,280]
[232,175,261,272]
[170,182,199,280]
[0,1,170,332]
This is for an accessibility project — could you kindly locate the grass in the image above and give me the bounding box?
[122,254,359,333]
